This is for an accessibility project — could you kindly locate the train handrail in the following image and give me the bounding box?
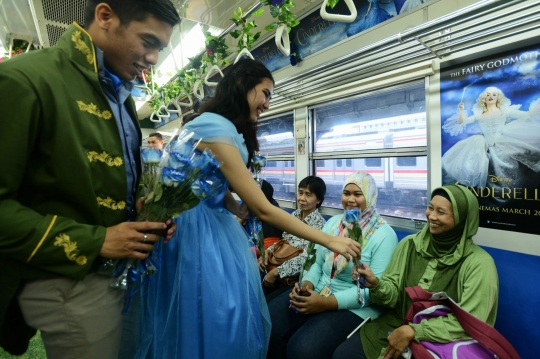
[320,0,358,23]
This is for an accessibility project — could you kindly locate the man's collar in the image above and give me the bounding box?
[56,22,98,73]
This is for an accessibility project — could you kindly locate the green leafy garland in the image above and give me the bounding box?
[229,6,265,50]
[261,0,300,32]
[147,1,301,120]
[148,31,230,113]
[326,0,340,9]
[1,40,35,62]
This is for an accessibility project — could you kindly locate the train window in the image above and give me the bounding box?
[257,115,295,156]
[396,157,417,167]
[336,159,342,167]
[346,159,352,167]
[365,158,382,167]
[313,83,426,152]
[260,160,296,202]
[314,156,428,220]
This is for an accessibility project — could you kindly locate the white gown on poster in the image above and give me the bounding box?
[399,0,430,14]
[442,87,540,188]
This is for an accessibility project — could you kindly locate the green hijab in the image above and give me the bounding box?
[413,184,479,266]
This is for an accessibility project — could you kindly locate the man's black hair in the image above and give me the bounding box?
[84,0,181,28]
[148,132,163,140]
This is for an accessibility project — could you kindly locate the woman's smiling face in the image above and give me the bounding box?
[341,183,366,212]
[425,195,455,234]
[246,78,273,122]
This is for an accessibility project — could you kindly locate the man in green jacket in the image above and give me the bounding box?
[0,1,180,358]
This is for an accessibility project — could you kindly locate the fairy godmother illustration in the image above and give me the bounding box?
[442,86,540,188]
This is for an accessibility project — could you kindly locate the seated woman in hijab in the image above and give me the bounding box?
[267,172,398,359]
[333,184,499,359]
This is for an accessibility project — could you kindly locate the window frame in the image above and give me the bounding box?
[307,80,429,229]
[256,111,297,204]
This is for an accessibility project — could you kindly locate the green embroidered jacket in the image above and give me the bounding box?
[0,23,141,340]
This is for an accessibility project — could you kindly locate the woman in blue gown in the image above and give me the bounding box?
[128,59,362,359]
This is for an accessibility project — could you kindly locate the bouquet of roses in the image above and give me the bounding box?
[248,153,267,261]
[100,130,224,294]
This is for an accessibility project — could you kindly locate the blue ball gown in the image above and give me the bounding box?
[126,113,271,359]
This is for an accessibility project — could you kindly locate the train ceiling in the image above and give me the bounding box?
[0,0,322,50]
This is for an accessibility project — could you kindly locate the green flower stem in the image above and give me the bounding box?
[300,241,316,282]
[349,223,363,267]
[138,168,202,222]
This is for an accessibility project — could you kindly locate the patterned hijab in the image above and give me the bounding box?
[324,171,387,275]
[342,171,387,245]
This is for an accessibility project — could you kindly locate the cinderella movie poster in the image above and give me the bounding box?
[440,45,540,235]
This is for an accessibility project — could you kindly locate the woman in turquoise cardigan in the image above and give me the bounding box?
[268,171,398,359]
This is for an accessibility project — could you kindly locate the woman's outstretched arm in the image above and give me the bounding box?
[198,141,361,259]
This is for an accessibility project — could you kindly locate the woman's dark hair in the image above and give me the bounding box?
[195,59,274,165]
[298,176,326,208]
[84,0,181,28]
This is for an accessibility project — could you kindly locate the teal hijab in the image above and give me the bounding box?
[413,184,480,265]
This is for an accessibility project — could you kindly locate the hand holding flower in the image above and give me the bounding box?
[258,249,269,272]
[100,221,168,260]
[353,262,378,288]
[296,281,314,294]
[263,268,279,287]
[327,235,361,259]
[161,219,177,244]
[236,202,249,220]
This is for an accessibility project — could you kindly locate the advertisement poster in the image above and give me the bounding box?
[252,0,433,73]
[252,0,401,72]
[440,46,540,235]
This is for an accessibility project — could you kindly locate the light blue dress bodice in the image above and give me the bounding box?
[183,113,248,207]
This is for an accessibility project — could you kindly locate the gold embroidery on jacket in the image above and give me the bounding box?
[97,196,126,210]
[71,31,94,66]
[54,233,88,266]
[87,151,123,167]
[77,101,113,120]
[27,215,58,263]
